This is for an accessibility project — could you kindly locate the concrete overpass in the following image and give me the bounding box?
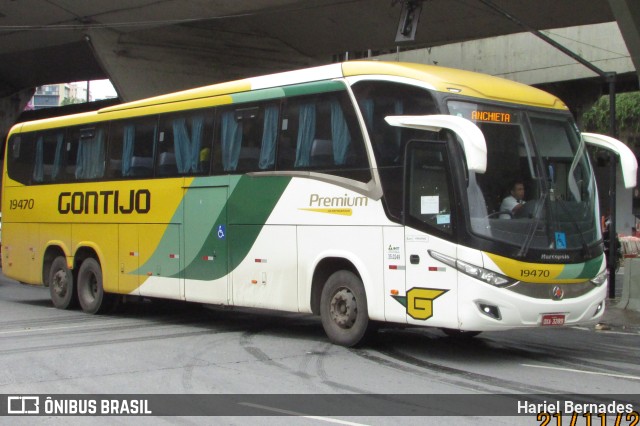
[0,0,639,136]
[0,1,638,98]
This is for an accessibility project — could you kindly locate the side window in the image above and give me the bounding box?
[32,130,66,183]
[108,116,157,178]
[7,133,36,184]
[217,103,279,173]
[157,110,213,176]
[351,81,438,167]
[71,125,108,181]
[405,141,454,237]
[278,89,370,182]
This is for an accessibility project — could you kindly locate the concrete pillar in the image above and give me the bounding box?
[85,28,226,102]
[609,0,640,84]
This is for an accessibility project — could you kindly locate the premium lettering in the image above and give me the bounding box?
[58,189,151,214]
[309,193,368,208]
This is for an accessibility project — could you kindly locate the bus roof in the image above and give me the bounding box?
[96,61,566,115]
[342,61,567,110]
[15,61,567,133]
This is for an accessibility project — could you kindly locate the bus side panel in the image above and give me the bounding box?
[40,224,72,257]
[138,224,182,300]
[72,224,119,292]
[3,223,40,284]
[118,224,140,295]
[230,225,298,311]
[404,230,458,329]
[297,226,385,321]
[382,226,407,324]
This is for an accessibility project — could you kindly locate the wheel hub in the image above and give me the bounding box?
[52,270,68,297]
[329,288,357,329]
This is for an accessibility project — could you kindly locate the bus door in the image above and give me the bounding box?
[182,185,229,305]
[402,141,458,328]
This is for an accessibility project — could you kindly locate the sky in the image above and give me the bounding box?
[69,79,118,101]
[89,79,118,100]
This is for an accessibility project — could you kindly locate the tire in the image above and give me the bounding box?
[48,256,76,309]
[77,257,113,314]
[320,270,373,347]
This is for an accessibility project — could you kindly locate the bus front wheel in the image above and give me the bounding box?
[77,258,113,314]
[320,270,372,347]
[48,256,76,310]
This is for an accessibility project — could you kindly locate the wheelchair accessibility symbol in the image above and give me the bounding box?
[217,225,226,240]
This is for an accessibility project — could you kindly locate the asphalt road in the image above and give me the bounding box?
[0,272,638,425]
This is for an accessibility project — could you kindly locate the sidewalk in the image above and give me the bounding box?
[596,268,640,333]
[599,301,640,333]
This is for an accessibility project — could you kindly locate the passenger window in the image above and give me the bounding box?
[108,116,157,178]
[217,103,279,173]
[71,125,108,180]
[278,90,370,182]
[7,133,36,184]
[32,130,66,183]
[157,110,213,176]
[352,81,438,168]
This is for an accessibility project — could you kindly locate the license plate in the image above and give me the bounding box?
[541,314,565,326]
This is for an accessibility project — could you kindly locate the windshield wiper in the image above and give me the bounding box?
[516,191,547,258]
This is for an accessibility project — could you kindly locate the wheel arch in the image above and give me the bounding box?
[42,243,71,287]
[309,256,361,316]
[73,244,102,272]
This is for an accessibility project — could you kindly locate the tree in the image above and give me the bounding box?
[60,97,83,106]
[582,91,640,136]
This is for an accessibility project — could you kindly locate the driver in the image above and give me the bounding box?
[500,181,525,219]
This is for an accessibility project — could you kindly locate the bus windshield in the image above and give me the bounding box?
[448,101,599,255]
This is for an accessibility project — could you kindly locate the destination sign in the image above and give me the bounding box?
[471,110,513,123]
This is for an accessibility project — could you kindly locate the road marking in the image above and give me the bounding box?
[522,363,640,381]
[238,402,370,425]
[0,321,131,335]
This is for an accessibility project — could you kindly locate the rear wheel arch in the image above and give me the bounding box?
[310,257,360,316]
[42,245,70,286]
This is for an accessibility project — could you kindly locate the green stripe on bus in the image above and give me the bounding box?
[556,254,603,280]
[282,80,345,97]
[140,176,291,280]
[228,81,345,105]
[230,87,286,104]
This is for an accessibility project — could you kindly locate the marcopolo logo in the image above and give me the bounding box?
[58,189,151,215]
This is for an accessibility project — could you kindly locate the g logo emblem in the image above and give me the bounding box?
[392,287,448,320]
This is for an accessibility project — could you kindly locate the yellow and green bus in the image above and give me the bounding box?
[2,61,636,346]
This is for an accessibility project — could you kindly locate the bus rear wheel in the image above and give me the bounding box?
[320,270,372,347]
[77,257,113,314]
[48,256,76,309]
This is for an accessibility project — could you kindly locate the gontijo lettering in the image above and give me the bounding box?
[58,189,151,214]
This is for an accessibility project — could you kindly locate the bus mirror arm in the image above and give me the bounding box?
[385,115,487,173]
[582,133,637,188]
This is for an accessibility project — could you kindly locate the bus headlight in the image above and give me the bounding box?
[589,270,607,287]
[428,250,517,288]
